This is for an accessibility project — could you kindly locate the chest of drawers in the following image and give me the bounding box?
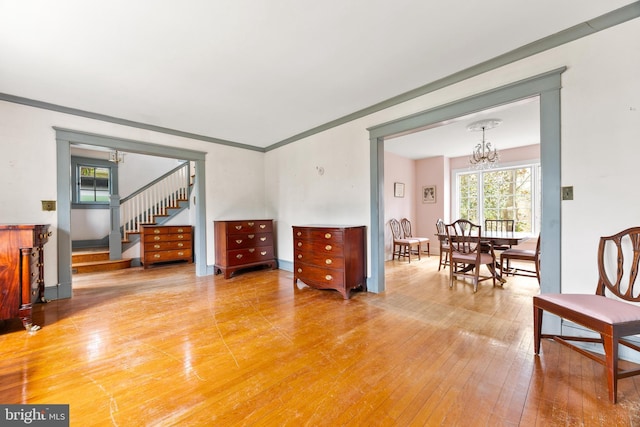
[214,219,276,278]
[140,225,193,268]
[0,224,50,330]
[293,225,366,299]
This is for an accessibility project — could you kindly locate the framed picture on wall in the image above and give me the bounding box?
[394,182,405,198]
[422,185,436,203]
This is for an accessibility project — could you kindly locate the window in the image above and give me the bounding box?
[71,156,119,208]
[455,163,540,233]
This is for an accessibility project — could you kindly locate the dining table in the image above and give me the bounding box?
[435,230,532,282]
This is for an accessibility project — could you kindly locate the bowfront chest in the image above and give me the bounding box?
[0,224,51,330]
[140,225,193,268]
[293,225,366,299]
[214,219,277,278]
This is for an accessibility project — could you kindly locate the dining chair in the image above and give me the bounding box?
[400,218,430,257]
[484,219,515,249]
[500,235,540,284]
[445,219,497,292]
[435,219,449,270]
[389,218,420,263]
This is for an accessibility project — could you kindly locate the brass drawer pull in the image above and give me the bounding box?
[235,225,242,230]
[325,245,332,251]
[248,234,255,239]
[236,239,243,244]
[260,224,266,229]
[297,254,303,259]
[260,237,266,241]
[249,248,255,253]
[248,222,254,226]
[154,236,161,241]
[297,231,301,237]
[260,251,267,256]
[325,233,331,239]
[325,259,332,265]
[236,254,243,259]
[154,244,161,249]
[177,228,184,233]
[297,268,302,273]
[153,229,161,234]
[154,254,161,259]
[325,275,332,281]
[297,242,303,247]
[178,243,184,247]
[178,235,184,239]
[178,252,184,256]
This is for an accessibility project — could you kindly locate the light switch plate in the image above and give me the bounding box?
[561,186,573,200]
[42,200,57,211]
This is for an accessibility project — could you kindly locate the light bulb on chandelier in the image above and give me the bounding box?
[468,118,501,170]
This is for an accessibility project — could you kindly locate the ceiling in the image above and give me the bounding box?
[0,1,635,150]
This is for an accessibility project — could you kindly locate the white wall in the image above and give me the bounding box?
[266,17,640,294]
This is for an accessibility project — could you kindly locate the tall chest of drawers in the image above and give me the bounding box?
[140,225,193,268]
[293,225,366,299]
[0,224,51,330]
[214,219,276,279]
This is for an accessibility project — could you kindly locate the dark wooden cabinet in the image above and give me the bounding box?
[140,225,193,268]
[293,225,366,299]
[214,219,276,278]
[0,224,50,330]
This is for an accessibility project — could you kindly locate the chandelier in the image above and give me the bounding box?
[468,118,501,169]
[109,150,125,164]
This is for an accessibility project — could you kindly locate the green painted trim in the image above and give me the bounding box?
[368,68,564,295]
[0,93,261,152]
[266,2,640,151]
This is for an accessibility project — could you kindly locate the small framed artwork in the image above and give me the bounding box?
[422,185,436,203]
[394,182,405,198]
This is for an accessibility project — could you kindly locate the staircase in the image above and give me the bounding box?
[72,162,193,274]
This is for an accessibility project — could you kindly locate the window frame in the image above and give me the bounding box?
[71,156,119,209]
[453,160,541,235]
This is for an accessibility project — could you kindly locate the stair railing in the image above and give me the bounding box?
[120,162,191,238]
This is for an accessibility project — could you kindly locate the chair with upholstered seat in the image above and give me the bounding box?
[401,218,430,257]
[534,226,640,403]
[500,235,540,283]
[436,219,449,270]
[389,218,420,263]
[446,219,497,292]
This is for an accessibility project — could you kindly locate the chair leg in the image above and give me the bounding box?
[438,251,443,271]
[603,334,619,403]
[533,306,543,354]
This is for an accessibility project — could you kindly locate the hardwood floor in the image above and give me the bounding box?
[1,257,639,426]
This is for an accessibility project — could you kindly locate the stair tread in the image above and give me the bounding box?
[73,258,132,267]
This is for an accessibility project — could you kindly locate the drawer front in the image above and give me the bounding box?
[227,232,273,249]
[294,263,345,288]
[145,240,192,251]
[294,249,344,269]
[293,228,344,243]
[226,220,272,234]
[144,232,192,243]
[144,226,191,236]
[227,246,274,266]
[144,248,192,263]
[294,238,344,255]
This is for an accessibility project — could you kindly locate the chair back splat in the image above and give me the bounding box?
[534,226,640,403]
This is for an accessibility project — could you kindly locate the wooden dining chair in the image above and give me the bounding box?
[445,219,497,292]
[484,219,515,249]
[500,235,540,283]
[401,218,430,257]
[436,219,449,270]
[534,226,640,403]
[389,218,420,263]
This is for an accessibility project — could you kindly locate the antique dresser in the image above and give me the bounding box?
[292,225,366,299]
[0,224,51,330]
[140,225,193,268]
[214,219,276,278]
